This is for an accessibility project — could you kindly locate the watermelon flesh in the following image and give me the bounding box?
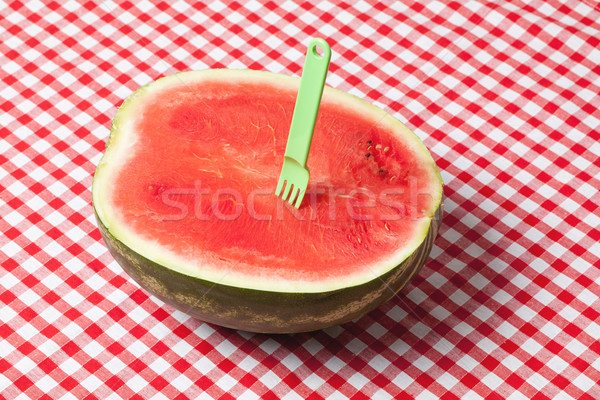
[93,69,443,331]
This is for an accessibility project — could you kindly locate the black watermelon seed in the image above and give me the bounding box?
[366,153,371,158]
[367,140,372,144]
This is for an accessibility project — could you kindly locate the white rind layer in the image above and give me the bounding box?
[92,69,443,293]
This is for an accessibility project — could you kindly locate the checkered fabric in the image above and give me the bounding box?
[1,0,599,398]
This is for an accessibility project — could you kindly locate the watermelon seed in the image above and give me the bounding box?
[148,184,168,197]
[378,169,385,175]
[357,237,362,244]
[367,140,372,144]
[384,223,390,231]
[384,146,389,153]
[375,144,382,150]
[366,153,371,158]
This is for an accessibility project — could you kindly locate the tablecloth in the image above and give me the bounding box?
[1,0,599,398]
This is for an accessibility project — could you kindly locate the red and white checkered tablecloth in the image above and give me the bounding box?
[1,0,599,398]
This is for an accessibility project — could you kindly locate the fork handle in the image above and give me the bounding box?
[284,38,331,167]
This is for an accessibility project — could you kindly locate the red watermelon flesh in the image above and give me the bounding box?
[97,72,441,292]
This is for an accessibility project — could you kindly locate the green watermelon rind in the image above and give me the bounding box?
[94,203,442,333]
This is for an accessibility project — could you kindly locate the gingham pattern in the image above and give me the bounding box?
[1,0,599,398]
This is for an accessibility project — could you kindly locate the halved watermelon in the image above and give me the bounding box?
[92,69,443,333]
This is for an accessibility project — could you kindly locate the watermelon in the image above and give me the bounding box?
[92,69,443,333]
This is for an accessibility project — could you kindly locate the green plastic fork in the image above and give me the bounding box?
[275,38,331,208]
